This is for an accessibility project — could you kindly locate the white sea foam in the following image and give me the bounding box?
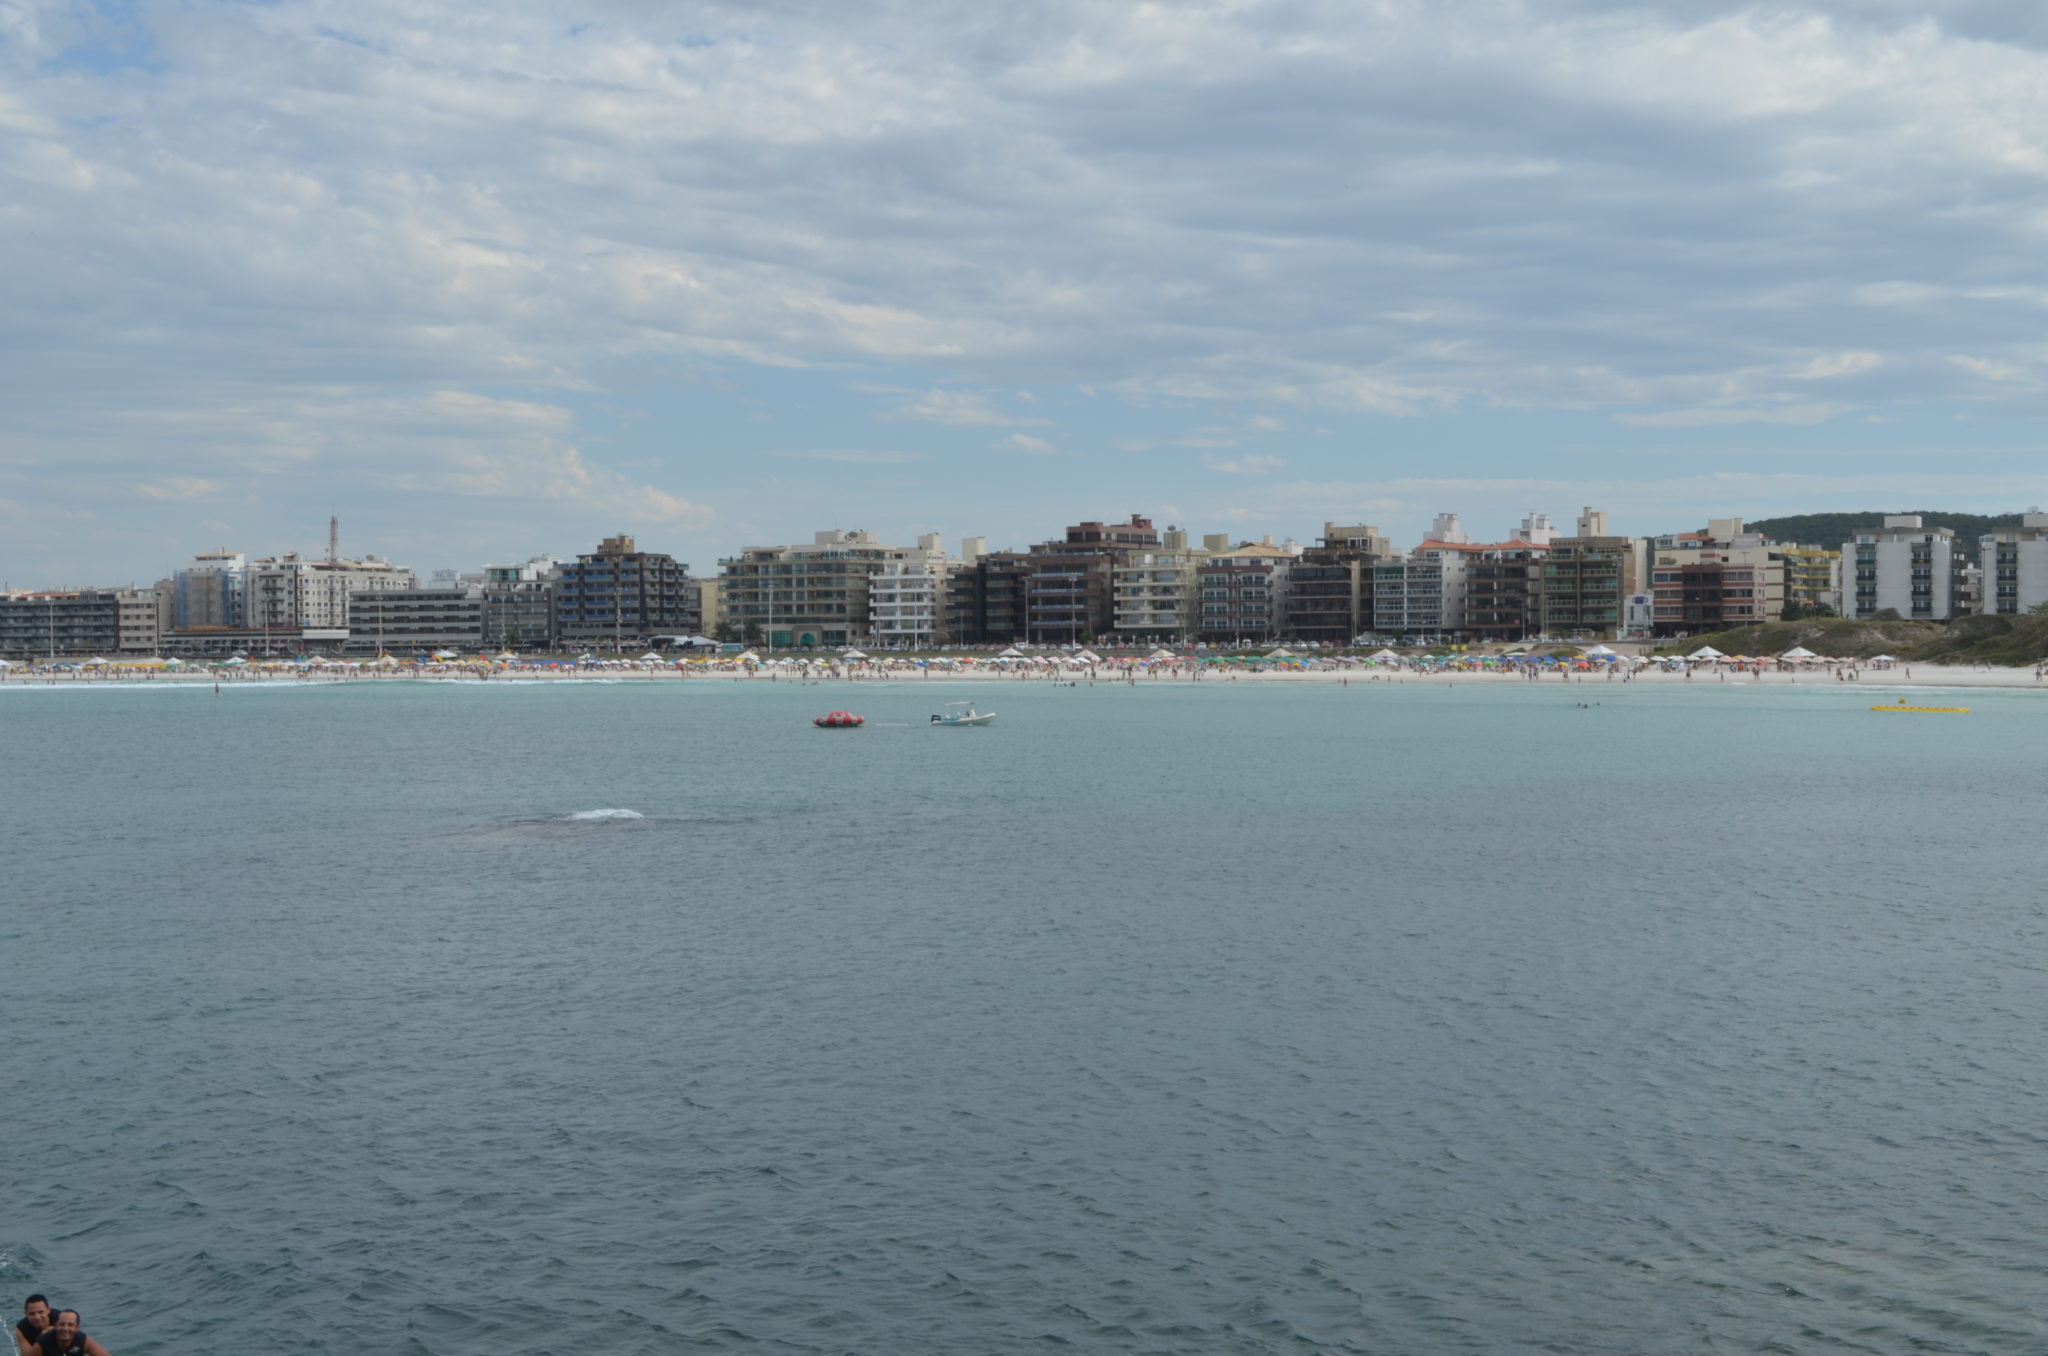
[565,808,645,821]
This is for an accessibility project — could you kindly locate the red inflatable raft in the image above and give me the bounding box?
[814,710,865,728]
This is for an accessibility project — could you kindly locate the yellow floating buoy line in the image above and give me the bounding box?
[1872,697,1970,713]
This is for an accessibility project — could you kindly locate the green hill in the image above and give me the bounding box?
[1649,618,1941,660]
[1653,613,2048,665]
[1745,510,2028,548]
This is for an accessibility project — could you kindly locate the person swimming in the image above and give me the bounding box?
[35,1311,110,1356]
[13,1297,50,1356]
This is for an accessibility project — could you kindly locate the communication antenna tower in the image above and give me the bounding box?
[329,515,339,564]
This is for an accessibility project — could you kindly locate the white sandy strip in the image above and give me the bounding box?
[8,662,2048,691]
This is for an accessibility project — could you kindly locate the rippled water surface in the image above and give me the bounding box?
[5,676,2048,1354]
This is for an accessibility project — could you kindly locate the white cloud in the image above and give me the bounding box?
[137,477,224,502]
[1793,352,1883,380]
[1951,354,2027,382]
[994,433,1056,455]
[881,390,1051,427]
[1613,403,1853,428]
[1206,454,1287,475]
[765,449,926,463]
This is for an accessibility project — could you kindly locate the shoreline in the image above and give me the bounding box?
[5,662,2046,693]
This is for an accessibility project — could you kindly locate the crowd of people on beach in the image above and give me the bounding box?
[13,1298,109,1356]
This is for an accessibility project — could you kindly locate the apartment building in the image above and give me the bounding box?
[174,549,246,628]
[1463,542,1548,642]
[246,552,414,632]
[1647,520,1787,635]
[1844,516,1968,621]
[1778,544,1842,614]
[116,584,173,653]
[0,591,120,657]
[720,529,926,648]
[1980,511,2048,615]
[868,536,954,647]
[1541,508,1642,640]
[1285,523,1394,645]
[481,556,561,651]
[347,586,487,653]
[1023,515,1163,644]
[1197,538,1297,646]
[1112,529,1202,643]
[555,536,696,646]
[945,549,1031,645]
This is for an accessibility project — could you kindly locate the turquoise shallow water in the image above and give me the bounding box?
[4,676,2048,1354]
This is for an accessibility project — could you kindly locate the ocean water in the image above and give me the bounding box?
[4,675,2047,1354]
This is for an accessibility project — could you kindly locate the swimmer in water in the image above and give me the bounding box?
[13,1297,50,1356]
[35,1312,110,1356]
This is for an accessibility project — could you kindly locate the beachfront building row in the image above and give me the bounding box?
[0,510,1764,654]
[37,510,2048,656]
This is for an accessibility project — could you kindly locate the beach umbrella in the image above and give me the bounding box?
[841,648,869,660]
[1686,646,1725,660]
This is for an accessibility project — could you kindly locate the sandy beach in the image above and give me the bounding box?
[6,659,2046,691]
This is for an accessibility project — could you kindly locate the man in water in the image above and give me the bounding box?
[13,1297,51,1356]
[35,1312,109,1356]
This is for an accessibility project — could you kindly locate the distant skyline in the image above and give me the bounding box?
[9,0,2048,586]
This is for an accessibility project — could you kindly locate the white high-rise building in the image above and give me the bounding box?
[868,534,953,646]
[246,552,414,632]
[1980,512,2048,615]
[1113,529,1201,641]
[1845,515,1966,621]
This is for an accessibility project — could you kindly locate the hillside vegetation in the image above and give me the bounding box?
[1654,613,2048,665]
[1744,510,2027,547]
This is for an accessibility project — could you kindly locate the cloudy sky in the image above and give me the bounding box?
[7,0,2048,584]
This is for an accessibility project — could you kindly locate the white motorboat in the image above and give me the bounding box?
[931,700,997,727]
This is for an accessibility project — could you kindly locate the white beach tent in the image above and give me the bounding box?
[1075,649,1102,664]
[1369,649,1401,661]
[1266,647,1297,659]
[1779,646,1819,660]
[1687,646,1726,661]
[1584,644,1619,657]
[638,652,664,662]
[1147,648,1178,661]
[998,646,1027,659]
[841,649,869,660]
